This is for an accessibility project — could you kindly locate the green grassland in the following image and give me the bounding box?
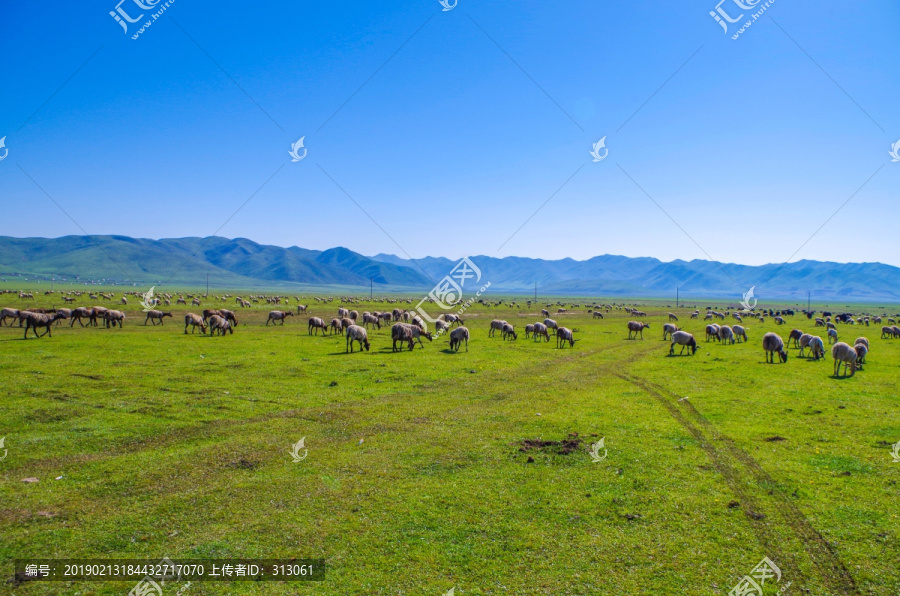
[1,292,899,595]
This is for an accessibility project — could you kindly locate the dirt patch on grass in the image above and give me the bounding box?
[765,436,787,442]
[227,459,258,470]
[519,433,583,455]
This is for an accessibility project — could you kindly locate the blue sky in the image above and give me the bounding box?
[1,0,898,266]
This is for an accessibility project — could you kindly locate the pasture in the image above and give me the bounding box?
[1,293,899,595]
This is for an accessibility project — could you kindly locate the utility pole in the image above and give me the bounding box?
[206,273,209,297]
[676,286,679,308]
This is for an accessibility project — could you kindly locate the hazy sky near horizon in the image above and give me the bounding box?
[1,1,898,266]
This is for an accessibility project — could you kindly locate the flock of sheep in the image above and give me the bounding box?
[2,290,896,377]
[642,308,886,377]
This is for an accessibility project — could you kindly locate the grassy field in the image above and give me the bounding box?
[2,292,899,595]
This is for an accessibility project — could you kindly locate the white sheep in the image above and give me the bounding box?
[627,321,650,339]
[717,325,735,345]
[662,323,678,340]
[828,328,838,344]
[184,313,207,334]
[732,325,748,343]
[556,327,577,348]
[762,332,788,363]
[449,326,470,352]
[345,324,370,353]
[831,342,856,377]
[266,310,293,326]
[807,336,825,360]
[669,330,697,355]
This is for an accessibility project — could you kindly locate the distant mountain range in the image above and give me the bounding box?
[1,235,898,303]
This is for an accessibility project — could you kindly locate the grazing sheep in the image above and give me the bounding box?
[144,310,172,326]
[718,325,735,345]
[627,321,650,339]
[489,319,507,337]
[449,326,470,352]
[501,323,518,340]
[23,312,65,338]
[808,336,826,360]
[557,308,567,314]
[881,326,894,339]
[308,317,329,335]
[831,342,857,377]
[208,314,233,336]
[705,324,720,342]
[543,318,559,335]
[853,342,868,367]
[774,316,785,325]
[435,320,449,334]
[524,324,534,338]
[592,311,604,319]
[391,323,433,351]
[362,313,381,329]
[0,307,20,326]
[121,297,128,305]
[532,322,551,342]
[192,297,201,306]
[266,311,293,326]
[329,318,344,335]
[690,311,699,319]
[442,313,463,327]
[296,304,308,314]
[556,327,577,348]
[854,337,869,349]
[669,330,697,355]
[668,313,678,321]
[762,332,788,363]
[798,333,813,357]
[826,322,836,331]
[662,323,678,340]
[345,324,370,353]
[786,329,804,348]
[828,328,838,344]
[104,310,125,329]
[184,313,207,334]
[892,326,900,338]
[732,325,748,343]
[541,309,550,318]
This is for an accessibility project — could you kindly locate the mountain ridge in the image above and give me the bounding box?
[0,236,898,302]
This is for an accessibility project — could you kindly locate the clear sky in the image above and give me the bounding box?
[1,0,897,266]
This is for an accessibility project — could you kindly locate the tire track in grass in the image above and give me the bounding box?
[616,373,860,596]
